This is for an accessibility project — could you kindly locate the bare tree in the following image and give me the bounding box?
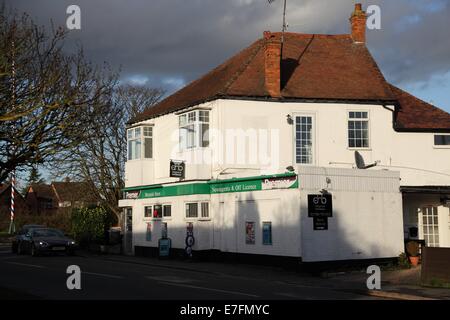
[0,8,116,183]
[52,84,165,220]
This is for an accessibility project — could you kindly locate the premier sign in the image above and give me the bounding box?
[262,175,298,190]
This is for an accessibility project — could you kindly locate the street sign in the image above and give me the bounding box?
[308,194,333,217]
[170,160,185,179]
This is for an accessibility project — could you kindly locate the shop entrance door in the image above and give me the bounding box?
[124,207,133,255]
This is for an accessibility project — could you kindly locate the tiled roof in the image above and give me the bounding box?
[131,32,450,132]
[390,85,450,131]
[51,182,96,202]
[28,184,55,200]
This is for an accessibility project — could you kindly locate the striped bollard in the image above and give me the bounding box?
[8,171,16,234]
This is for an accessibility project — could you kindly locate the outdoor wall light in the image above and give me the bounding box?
[286,166,295,172]
[286,114,293,125]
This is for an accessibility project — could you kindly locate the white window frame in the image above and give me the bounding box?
[293,113,316,166]
[143,205,153,221]
[199,202,210,221]
[185,202,199,219]
[420,207,440,247]
[433,134,450,149]
[127,125,154,161]
[184,201,210,220]
[162,204,172,220]
[179,110,209,151]
[347,111,371,150]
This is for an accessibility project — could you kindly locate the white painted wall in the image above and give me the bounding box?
[298,167,404,262]
[123,98,449,252]
[119,167,404,262]
[126,99,450,188]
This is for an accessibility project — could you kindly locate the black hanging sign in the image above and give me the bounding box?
[313,217,328,231]
[308,194,333,217]
[170,160,185,179]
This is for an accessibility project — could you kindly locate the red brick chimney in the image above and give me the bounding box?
[350,3,367,44]
[264,31,281,98]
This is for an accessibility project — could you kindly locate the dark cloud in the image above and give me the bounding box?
[4,0,450,102]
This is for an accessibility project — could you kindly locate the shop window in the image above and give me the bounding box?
[186,203,198,218]
[153,204,163,219]
[348,111,370,148]
[179,110,209,150]
[163,205,172,218]
[144,206,153,218]
[200,202,209,219]
[127,126,153,160]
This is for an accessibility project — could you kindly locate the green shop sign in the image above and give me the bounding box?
[123,173,298,200]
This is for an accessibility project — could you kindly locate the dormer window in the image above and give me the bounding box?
[179,110,209,150]
[127,126,153,160]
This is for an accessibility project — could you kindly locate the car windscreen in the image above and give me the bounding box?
[32,229,64,237]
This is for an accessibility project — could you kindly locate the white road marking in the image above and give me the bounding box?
[157,281,260,298]
[6,261,46,269]
[83,272,124,279]
[276,292,300,298]
[146,275,194,283]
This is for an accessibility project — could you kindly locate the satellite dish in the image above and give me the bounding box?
[354,151,378,169]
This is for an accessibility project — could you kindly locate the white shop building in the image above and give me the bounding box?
[119,4,450,262]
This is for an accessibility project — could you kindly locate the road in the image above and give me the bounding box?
[0,244,379,300]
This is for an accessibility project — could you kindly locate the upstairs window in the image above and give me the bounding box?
[179,110,209,150]
[348,111,370,148]
[434,135,450,147]
[127,126,153,160]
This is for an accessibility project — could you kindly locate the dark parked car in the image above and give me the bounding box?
[11,224,45,253]
[16,228,77,256]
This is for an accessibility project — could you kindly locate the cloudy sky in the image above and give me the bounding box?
[5,0,450,112]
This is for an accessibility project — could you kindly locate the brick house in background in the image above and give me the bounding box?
[25,184,58,215]
[25,181,99,215]
[0,183,30,231]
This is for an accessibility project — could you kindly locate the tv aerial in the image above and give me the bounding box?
[354,151,379,169]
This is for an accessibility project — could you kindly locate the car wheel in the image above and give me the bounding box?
[31,244,39,257]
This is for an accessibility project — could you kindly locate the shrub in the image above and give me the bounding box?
[13,211,72,234]
[398,252,411,269]
[71,206,114,247]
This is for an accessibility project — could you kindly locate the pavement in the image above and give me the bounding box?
[1,242,449,300]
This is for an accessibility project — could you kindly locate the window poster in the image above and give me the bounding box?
[161,222,168,239]
[262,222,272,245]
[245,222,255,244]
[146,222,152,241]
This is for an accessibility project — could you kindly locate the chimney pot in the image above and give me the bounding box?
[264,31,281,98]
[350,3,367,44]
